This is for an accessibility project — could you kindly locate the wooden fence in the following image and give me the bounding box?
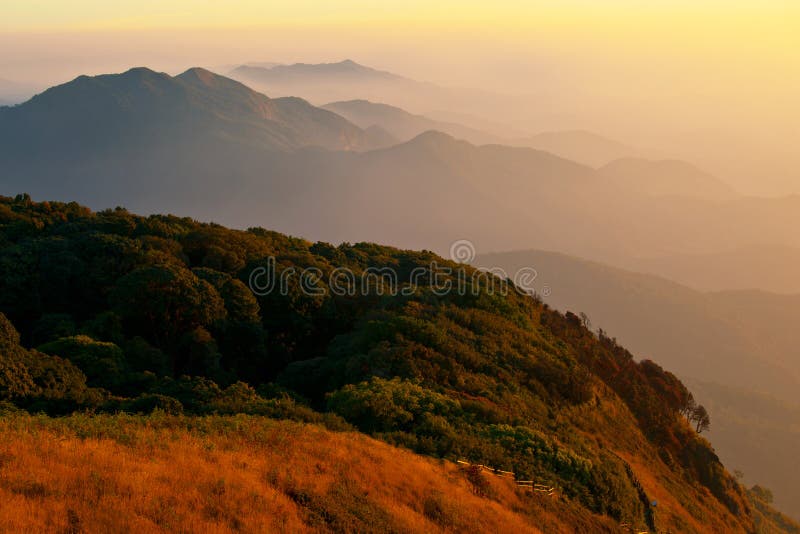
[456,459,555,495]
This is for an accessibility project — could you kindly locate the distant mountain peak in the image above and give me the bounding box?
[178,67,217,81]
[122,66,162,76]
[176,67,255,94]
[115,67,171,83]
[332,59,385,73]
[230,60,402,82]
[408,129,460,146]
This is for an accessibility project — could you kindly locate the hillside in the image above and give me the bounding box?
[0,414,557,533]
[474,248,800,518]
[0,196,796,532]
[2,414,794,533]
[688,380,800,521]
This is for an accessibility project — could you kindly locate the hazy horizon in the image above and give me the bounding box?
[3,1,799,195]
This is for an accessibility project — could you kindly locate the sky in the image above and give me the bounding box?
[2,1,798,194]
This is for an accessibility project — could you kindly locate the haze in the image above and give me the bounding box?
[3,0,799,195]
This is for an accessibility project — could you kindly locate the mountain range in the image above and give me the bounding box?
[3,67,800,296]
[226,59,536,127]
[322,99,642,167]
[229,60,436,108]
[0,67,386,153]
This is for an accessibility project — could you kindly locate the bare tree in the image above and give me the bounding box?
[680,392,697,418]
[691,405,711,433]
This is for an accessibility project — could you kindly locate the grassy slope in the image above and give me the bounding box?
[0,412,781,534]
[0,414,622,534]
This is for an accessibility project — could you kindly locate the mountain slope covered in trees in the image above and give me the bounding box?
[0,196,797,532]
[474,248,800,518]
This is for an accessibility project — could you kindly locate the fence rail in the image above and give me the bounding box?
[456,459,556,496]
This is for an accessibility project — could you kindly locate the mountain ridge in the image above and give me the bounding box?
[233,59,404,82]
[0,66,385,153]
[4,68,800,296]
[474,247,800,518]
[599,157,738,199]
[323,98,644,167]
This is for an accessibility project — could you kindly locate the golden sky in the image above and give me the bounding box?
[4,1,798,82]
[4,1,797,78]
[3,1,798,41]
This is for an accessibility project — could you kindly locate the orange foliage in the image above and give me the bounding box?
[0,415,617,533]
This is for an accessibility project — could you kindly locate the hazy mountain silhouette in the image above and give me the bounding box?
[239,61,282,69]
[322,99,498,144]
[233,59,403,83]
[599,157,737,199]
[227,60,532,122]
[626,245,800,293]
[229,60,424,106]
[0,67,386,153]
[324,99,641,167]
[4,70,800,295]
[474,248,800,518]
[521,130,642,167]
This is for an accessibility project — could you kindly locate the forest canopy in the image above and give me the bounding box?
[0,195,737,527]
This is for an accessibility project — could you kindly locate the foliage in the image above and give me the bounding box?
[0,196,777,530]
[38,335,127,391]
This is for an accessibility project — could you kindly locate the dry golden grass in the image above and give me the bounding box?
[613,449,739,534]
[0,414,619,533]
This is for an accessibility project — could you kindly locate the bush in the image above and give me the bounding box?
[123,393,184,415]
[38,335,127,391]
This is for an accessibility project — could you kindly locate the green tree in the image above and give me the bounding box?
[750,485,774,504]
[327,377,460,433]
[193,267,260,323]
[111,263,226,363]
[38,335,127,391]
